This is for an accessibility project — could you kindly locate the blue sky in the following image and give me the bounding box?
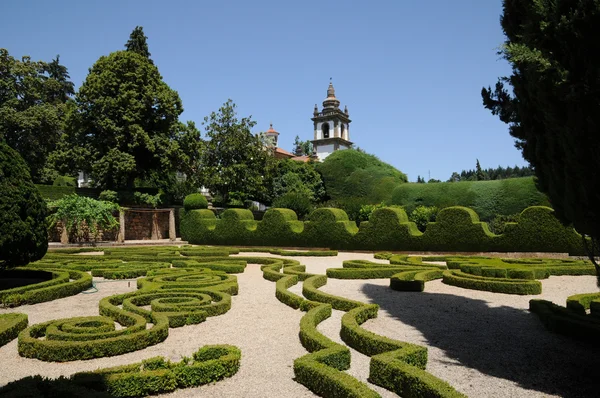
[0,0,522,182]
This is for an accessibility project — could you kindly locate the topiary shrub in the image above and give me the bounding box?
[0,142,48,269]
[497,206,584,254]
[421,206,497,251]
[53,175,77,187]
[255,208,303,246]
[213,209,257,245]
[183,193,209,210]
[354,207,422,251]
[180,209,216,244]
[302,208,358,249]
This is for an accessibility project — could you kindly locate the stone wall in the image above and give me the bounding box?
[49,208,175,243]
[124,209,170,240]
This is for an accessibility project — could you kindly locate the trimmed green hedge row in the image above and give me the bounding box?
[0,268,92,307]
[437,256,594,295]
[442,270,542,295]
[291,268,465,397]
[1,345,241,398]
[71,344,241,397]
[566,292,600,316]
[0,313,28,347]
[181,206,586,254]
[529,299,600,345]
[294,303,381,398]
[390,177,549,220]
[341,305,465,398]
[17,250,238,361]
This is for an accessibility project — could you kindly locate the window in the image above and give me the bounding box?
[322,122,330,139]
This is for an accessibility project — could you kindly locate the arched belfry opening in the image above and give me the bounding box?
[322,122,330,139]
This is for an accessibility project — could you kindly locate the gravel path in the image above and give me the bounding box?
[1,252,599,398]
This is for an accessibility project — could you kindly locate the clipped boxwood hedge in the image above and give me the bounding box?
[0,313,28,347]
[390,177,549,220]
[180,204,585,254]
[71,344,241,397]
[183,193,208,210]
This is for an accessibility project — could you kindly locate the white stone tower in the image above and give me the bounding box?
[311,81,353,161]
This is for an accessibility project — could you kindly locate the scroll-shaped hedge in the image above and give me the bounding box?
[71,345,241,397]
[180,209,217,244]
[530,299,600,344]
[0,313,28,347]
[341,305,466,397]
[213,209,257,245]
[0,268,92,307]
[179,205,586,254]
[302,208,358,249]
[294,303,381,398]
[354,207,422,251]
[18,267,237,362]
[255,208,304,247]
[421,207,497,252]
[497,206,585,255]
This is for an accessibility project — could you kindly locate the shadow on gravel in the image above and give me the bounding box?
[362,283,600,398]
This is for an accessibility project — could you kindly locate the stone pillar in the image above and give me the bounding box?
[60,223,69,244]
[169,209,176,241]
[117,209,125,243]
[151,211,159,240]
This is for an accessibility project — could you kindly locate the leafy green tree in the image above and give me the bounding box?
[58,50,185,190]
[271,159,325,203]
[482,0,600,274]
[0,49,73,182]
[200,99,270,203]
[447,172,461,182]
[0,142,48,268]
[125,26,152,61]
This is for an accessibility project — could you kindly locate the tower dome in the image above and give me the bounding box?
[322,81,340,110]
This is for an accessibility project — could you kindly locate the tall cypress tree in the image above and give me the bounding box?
[482,0,600,275]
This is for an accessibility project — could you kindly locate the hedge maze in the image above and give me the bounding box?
[1,245,597,397]
[260,260,466,397]
[181,205,588,254]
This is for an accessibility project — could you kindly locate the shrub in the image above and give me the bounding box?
[272,192,313,220]
[98,190,119,203]
[0,313,28,347]
[183,193,209,210]
[0,142,48,269]
[180,209,217,244]
[391,177,549,221]
[133,191,161,208]
[357,202,386,224]
[442,270,542,295]
[409,206,439,232]
[316,149,407,203]
[487,213,520,235]
[53,175,77,187]
[48,194,120,243]
[353,207,422,251]
[421,207,497,252]
[302,208,358,249]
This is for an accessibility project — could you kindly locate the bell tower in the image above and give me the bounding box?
[311,80,353,161]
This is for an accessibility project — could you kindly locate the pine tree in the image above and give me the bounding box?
[125,26,152,61]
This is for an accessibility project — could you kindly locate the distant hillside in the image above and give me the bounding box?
[390,177,550,220]
[316,149,407,203]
